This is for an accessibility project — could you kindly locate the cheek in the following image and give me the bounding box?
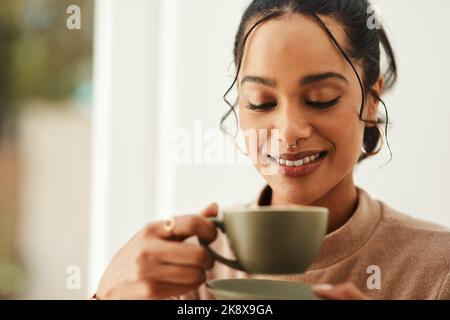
[239,107,271,145]
[238,103,272,129]
[238,108,253,150]
[238,106,250,130]
[320,110,364,164]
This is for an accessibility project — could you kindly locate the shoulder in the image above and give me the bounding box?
[379,200,450,240]
[377,201,450,267]
[358,188,450,257]
[374,198,450,299]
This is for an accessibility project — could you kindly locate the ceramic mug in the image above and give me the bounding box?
[200,205,328,274]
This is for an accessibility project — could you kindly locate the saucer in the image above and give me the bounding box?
[206,279,320,300]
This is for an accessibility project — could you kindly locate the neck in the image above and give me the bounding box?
[271,174,358,234]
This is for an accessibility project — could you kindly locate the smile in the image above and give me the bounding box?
[266,151,328,177]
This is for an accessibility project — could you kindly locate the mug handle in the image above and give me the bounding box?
[199,217,245,271]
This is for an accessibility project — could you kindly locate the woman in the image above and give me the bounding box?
[94,0,450,300]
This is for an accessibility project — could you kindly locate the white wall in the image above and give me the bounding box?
[89,0,450,291]
[356,0,450,225]
[89,0,161,292]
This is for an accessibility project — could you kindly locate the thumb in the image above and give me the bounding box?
[200,202,219,218]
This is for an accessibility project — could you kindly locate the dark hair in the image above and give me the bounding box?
[221,0,397,162]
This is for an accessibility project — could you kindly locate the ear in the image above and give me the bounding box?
[362,76,384,123]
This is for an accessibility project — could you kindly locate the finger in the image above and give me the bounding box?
[140,262,207,286]
[147,239,215,270]
[332,283,369,300]
[312,283,369,300]
[142,281,202,300]
[200,202,219,218]
[151,214,218,243]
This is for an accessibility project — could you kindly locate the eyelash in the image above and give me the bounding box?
[305,96,341,110]
[246,102,277,111]
[246,96,341,112]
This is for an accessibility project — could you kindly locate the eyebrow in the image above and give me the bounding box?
[240,72,349,88]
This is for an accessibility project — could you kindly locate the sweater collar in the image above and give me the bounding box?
[252,184,382,270]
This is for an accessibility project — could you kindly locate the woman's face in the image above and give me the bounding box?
[238,14,381,204]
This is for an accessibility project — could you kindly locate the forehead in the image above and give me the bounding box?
[239,14,349,82]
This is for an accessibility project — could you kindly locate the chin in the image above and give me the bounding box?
[266,175,327,206]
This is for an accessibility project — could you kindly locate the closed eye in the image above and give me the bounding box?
[246,102,277,112]
[305,96,341,109]
[246,96,341,111]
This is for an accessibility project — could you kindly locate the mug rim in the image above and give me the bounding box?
[222,205,328,215]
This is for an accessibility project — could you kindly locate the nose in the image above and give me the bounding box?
[275,102,313,146]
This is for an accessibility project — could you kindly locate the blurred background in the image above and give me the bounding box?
[0,0,449,299]
[0,0,93,298]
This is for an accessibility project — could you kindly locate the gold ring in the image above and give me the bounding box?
[163,216,177,233]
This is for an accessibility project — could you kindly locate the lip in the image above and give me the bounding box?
[267,151,327,178]
[276,150,326,161]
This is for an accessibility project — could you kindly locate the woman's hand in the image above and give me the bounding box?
[312,282,370,300]
[95,203,219,300]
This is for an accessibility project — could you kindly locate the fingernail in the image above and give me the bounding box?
[312,283,334,291]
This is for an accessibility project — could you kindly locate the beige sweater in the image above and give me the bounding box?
[177,185,450,300]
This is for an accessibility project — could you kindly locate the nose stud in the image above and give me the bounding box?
[287,143,297,150]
